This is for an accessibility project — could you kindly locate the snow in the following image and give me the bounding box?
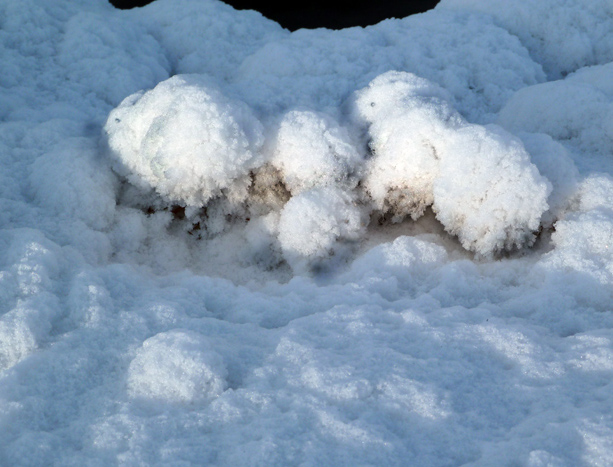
[498,62,613,173]
[278,186,366,271]
[1,0,613,465]
[353,71,551,256]
[438,0,613,79]
[127,329,228,403]
[105,74,265,207]
[268,109,362,195]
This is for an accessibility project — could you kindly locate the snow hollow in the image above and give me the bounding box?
[1,0,613,465]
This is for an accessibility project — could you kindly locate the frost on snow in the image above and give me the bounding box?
[3,0,613,465]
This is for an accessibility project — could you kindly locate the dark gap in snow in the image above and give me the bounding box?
[108,0,153,8]
[108,0,441,30]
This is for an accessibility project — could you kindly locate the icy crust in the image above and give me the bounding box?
[4,230,613,466]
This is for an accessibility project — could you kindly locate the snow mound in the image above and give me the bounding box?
[354,71,550,256]
[4,0,613,465]
[127,329,227,403]
[233,7,544,121]
[278,186,366,270]
[136,0,286,80]
[433,124,550,254]
[104,74,265,207]
[104,70,553,260]
[517,132,580,226]
[58,10,170,106]
[438,0,613,79]
[498,63,613,173]
[268,110,362,195]
[539,175,613,285]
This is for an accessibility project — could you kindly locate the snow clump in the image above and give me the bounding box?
[104,74,265,207]
[353,71,551,256]
[278,186,366,271]
[352,72,457,222]
[267,110,366,269]
[498,62,613,173]
[127,329,227,404]
[433,124,551,254]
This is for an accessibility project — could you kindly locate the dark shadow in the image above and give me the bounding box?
[108,0,441,30]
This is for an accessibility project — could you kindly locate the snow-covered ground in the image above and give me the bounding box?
[2,0,613,464]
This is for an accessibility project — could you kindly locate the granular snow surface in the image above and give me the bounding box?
[2,0,613,465]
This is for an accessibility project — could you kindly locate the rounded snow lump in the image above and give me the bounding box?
[269,109,362,194]
[127,330,227,403]
[354,71,551,256]
[104,74,264,206]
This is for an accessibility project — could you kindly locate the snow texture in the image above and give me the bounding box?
[2,0,613,465]
[353,71,550,255]
[105,74,265,207]
[438,0,613,79]
[127,330,227,403]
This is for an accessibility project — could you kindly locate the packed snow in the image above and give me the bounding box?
[2,0,613,465]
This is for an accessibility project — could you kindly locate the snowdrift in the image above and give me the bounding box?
[2,0,613,465]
